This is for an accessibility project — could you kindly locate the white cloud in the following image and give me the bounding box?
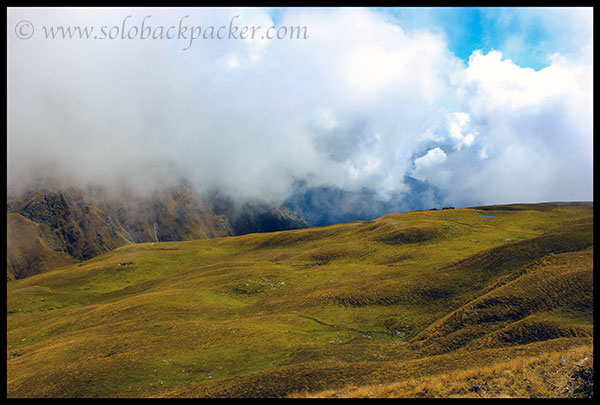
[412,147,450,186]
[459,50,581,112]
[7,7,593,209]
[447,111,477,151]
[442,46,593,205]
[415,147,447,168]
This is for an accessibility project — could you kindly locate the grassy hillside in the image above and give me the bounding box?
[6,213,77,280]
[7,185,309,281]
[293,345,593,398]
[6,185,233,280]
[6,203,593,398]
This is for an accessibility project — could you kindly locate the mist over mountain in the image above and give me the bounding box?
[284,176,444,226]
[207,190,308,234]
[6,182,307,280]
[7,7,593,223]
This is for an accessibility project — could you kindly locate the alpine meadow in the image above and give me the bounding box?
[6,7,593,398]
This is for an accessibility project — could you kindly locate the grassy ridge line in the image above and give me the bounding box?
[468,201,593,211]
[291,343,593,398]
[411,247,593,355]
[164,338,592,398]
[329,220,592,310]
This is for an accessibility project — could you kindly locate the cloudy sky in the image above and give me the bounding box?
[7,7,593,210]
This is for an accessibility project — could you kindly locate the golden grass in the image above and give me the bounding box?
[294,344,593,398]
[6,203,594,398]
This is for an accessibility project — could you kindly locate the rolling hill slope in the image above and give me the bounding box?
[6,185,307,281]
[6,202,593,398]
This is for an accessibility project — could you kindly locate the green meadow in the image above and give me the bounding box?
[6,203,593,398]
